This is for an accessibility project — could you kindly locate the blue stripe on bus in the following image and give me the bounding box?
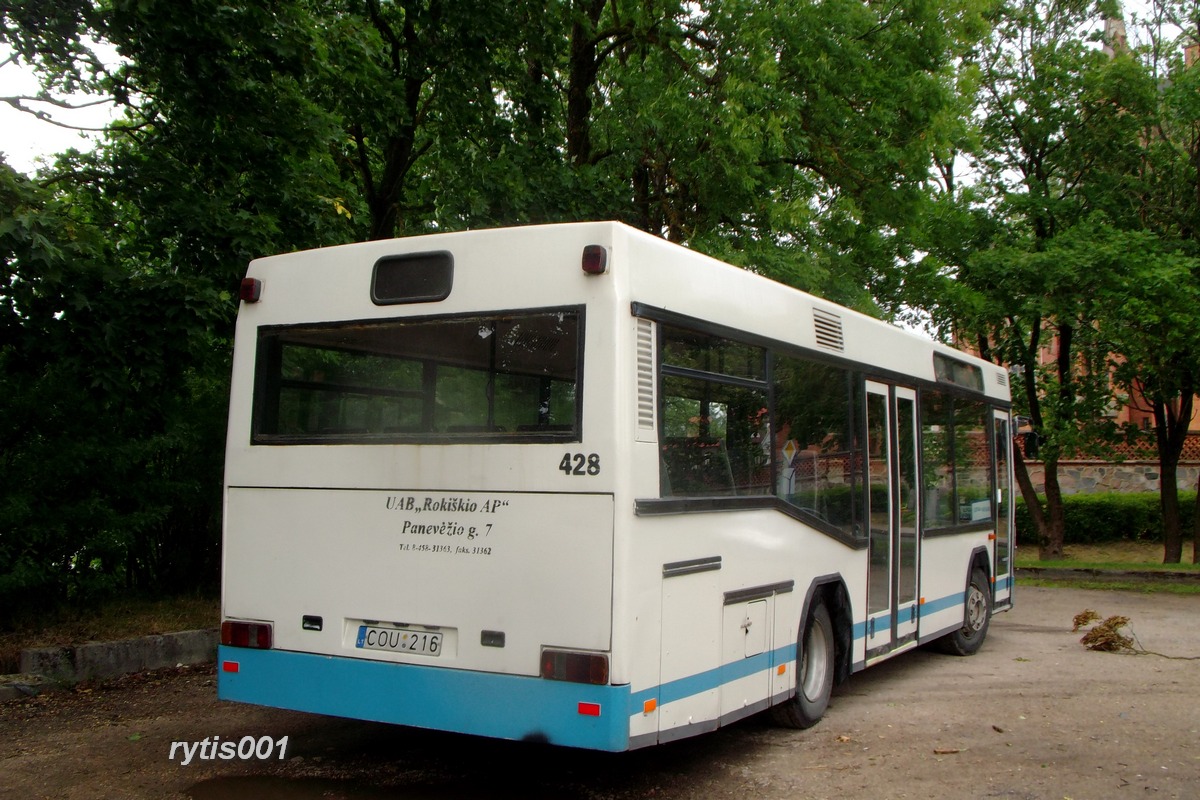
[630,644,797,710]
[625,585,979,716]
[218,645,632,751]
[920,591,966,616]
[219,586,996,749]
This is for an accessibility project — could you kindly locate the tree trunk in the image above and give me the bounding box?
[565,1,606,166]
[1194,473,1200,564]
[1040,459,1066,561]
[1161,460,1183,564]
[360,0,427,241]
[1014,443,1065,560]
[365,132,417,241]
[1012,445,1046,545]
[1153,395,1191,564]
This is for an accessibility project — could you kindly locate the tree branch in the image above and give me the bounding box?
[0,97,113,131]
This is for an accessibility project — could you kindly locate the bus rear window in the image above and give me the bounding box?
[252,308,581,443]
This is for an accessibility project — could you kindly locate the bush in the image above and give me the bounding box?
[1015,492,1196,546]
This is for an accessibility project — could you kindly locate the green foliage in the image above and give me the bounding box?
[1015,493,1197,546]
[904,0,1200,561]
[0,0,1069,615]
[0,162,229,625]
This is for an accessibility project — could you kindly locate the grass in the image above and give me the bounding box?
[0,594,218,675]
[1015,540,1200,571]
[1015,540,1200,594]
[1017,578,1200,593]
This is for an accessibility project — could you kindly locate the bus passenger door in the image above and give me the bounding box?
[894,388,919,643]
[866,383,920,656]
[864,383,893,655]
[993,411,1014,608]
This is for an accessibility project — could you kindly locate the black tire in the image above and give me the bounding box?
[772,599,835,729]
[934,568,991,656]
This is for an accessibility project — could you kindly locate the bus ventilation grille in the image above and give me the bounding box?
[636,318,656,430]
[813,308,845,352]
[996,369,1009,388]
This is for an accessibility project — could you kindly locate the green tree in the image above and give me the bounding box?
[1094,1,1200,563]
[0,0,988,616]
[2,0,349,616]
[910,0,1138,560]
[913,0,1200,563]
[1096,229,1200,564]
[0,162,229,621]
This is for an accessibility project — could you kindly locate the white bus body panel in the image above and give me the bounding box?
[224,488,614,673]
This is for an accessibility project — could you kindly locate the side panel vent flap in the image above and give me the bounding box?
[636,318,657,438]
[813,308,845,352]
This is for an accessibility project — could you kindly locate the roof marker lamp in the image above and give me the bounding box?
[581,245,608,276]
[239,277,263,303]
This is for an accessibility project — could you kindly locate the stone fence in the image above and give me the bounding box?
[1019,433,1200,495]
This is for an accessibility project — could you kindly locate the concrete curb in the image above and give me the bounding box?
[0,673,47,703]
[2,629,218,701]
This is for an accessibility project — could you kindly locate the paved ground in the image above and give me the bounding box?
[1,586,1197,799]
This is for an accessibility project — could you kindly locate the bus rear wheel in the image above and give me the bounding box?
[772,599,835,729]
[934,568,991,656]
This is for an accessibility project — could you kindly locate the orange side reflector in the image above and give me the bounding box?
[578,702,601,717]
[643,699,657,714]
[988,533,997,541]
[222,661,240,673]
[919,597,926,605]
[777,664,787,676]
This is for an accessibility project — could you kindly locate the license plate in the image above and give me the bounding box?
[356,625,442,656]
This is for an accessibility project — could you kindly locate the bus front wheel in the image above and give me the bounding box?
[934,568,991,656]
[772,599,835,729]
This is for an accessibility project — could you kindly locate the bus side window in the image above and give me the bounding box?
[921,390,995,530]
[658,326,770,498]
[773,355,862,540]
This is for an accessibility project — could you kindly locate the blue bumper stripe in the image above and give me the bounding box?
[218,646,631,751]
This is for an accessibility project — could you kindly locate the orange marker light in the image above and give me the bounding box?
[643,699,657,714]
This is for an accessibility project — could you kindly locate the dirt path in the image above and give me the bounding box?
[1,587,1197,799]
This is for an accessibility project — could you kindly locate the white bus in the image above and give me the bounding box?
[219,221,1014,751]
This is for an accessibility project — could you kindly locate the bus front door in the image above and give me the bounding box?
[865,383,920,660]
[993,411,1014,608]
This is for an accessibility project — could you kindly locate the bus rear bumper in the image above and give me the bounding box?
[217,645,632,751]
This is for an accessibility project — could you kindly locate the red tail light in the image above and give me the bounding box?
[221,620,273,649]
[540,648,609,685]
